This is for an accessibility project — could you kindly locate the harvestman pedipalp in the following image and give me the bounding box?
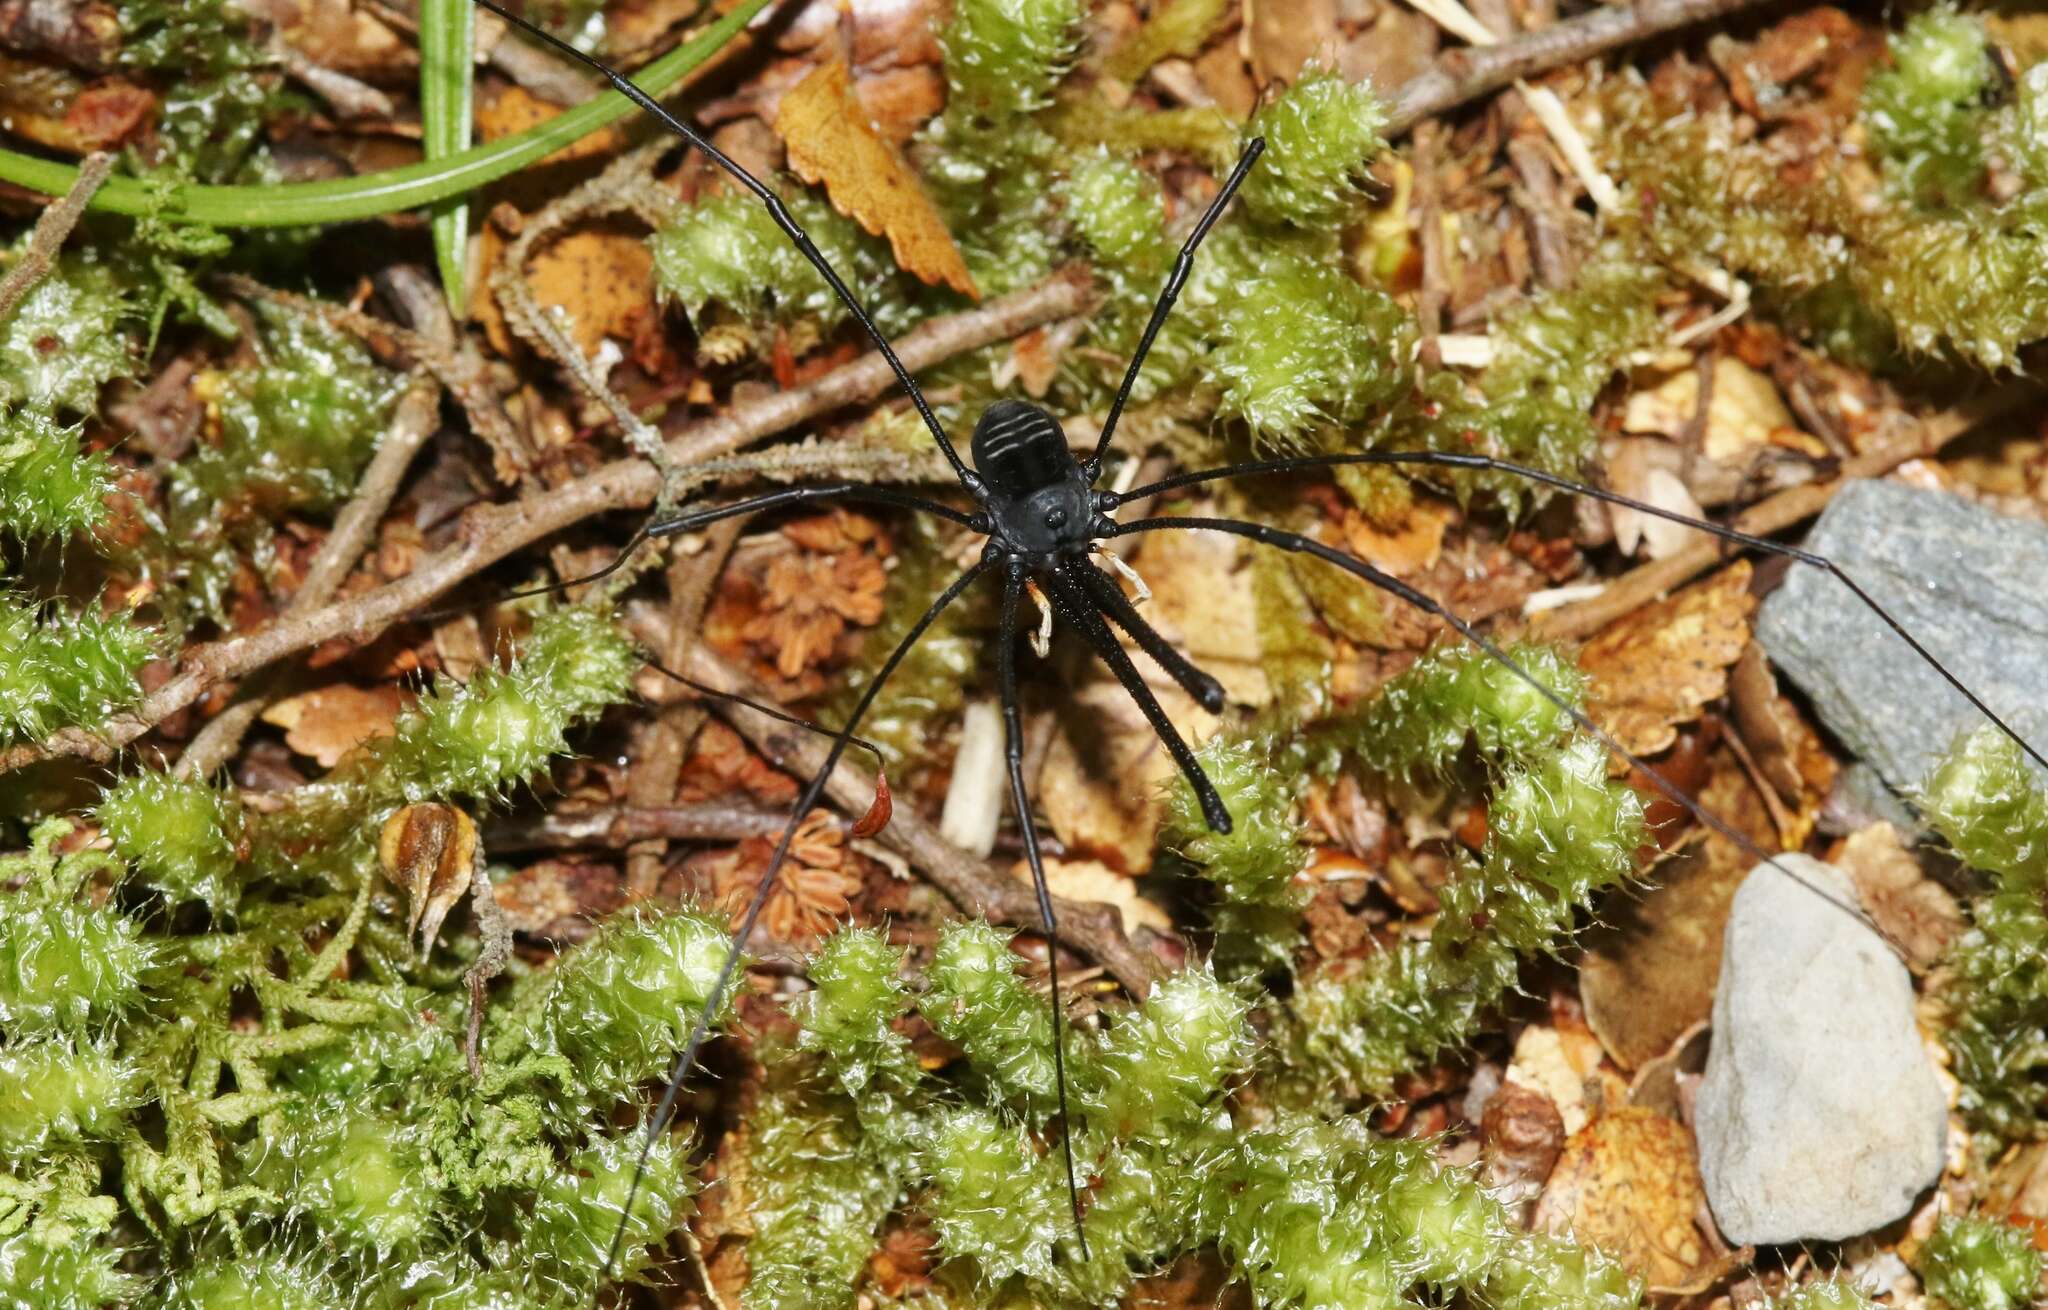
[463,0,2048,1292]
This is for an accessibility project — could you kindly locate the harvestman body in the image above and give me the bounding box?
[461,0,2048,1291]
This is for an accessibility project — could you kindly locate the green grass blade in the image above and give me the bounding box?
[0,0,769,229]
[421,0,477,314]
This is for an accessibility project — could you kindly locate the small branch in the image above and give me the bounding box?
[672,645,1165,997]
[2,269,1091,776]
[1386,0,1777,135]
[484,801,792,851]
[1530,387,2032,641]
[0,151,112,321]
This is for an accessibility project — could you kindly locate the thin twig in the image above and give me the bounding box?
[174,381,444,779]
[1,270,1091,776]
[1385,0,1777,135]
[484,800,793,851]
[0,152,113,322]
[1530,386,2032,641]
[674,643,1165,996]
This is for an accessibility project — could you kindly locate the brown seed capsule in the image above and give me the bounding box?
[378,802,478,957]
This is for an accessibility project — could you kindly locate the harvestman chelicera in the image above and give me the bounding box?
[464,0,2048,1289]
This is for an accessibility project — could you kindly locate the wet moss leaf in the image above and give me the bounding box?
[776,57,978,299]
[1533,1106,1719,1292]
[1581,562,1755,758]
[261,684,407,768]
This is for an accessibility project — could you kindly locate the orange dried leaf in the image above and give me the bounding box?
[262,684,407,768]
[775,57,978,299]
[1534,1107,1722,1292]
[1581,562,1756,758]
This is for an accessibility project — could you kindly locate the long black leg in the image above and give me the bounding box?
[1083,137,1265,482]
[1069,557,1225,714]
[596,558,992,1291]
[646,483,979,538]
[418,484,977,624]
[997,563,1092,1261]
[1104,450,2048,774]
[642,656,890,768]
[1040,562,1232,833]
[471,0,981,494]
[1109,515,1876,925]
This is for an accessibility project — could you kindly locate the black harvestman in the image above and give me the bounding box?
[462,0,2048,1291]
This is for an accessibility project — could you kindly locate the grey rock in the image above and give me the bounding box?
[1696,854,1946,1246]
[1755,479,2048,796]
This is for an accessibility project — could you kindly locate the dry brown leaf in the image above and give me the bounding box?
[1342,500,1452,575]
[1581,835,1747,1070]
[262,684,407,767]
[515,226,658,361]
[1506,1025,1597,1136]
[776,58,976,298]
[1534,1107,1720,1292]
[475,82,623,164]
[1581,562,1756,758]
[1831,822,1962,973]
[1605,439,1710,561]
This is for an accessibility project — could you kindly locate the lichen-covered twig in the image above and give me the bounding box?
[0,269,1091,776]
[0,151,112,322]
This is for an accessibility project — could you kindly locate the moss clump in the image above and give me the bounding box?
[0,411,114,542]
[96,772,244,914]
[1863,6,1996,209]
[0,822,152,1038]
[1918,1215,2045,1310]
[1921,728,2048,1136]
[524,1129,697,1291]
[650,189,914,335]
[0,596,154,749]
[1239,73,1387,229]
[360,603,641,805]
[518,906,736,1098]
[941,0,1084,123]
[0,1041,142,1160]
[1161,738,1311,972]
[0,252,137,418]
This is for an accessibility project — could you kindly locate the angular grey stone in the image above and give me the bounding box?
[1755,479,2048,796]
[1696,854,1946,1246]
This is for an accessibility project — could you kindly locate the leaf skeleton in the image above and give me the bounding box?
[469,0,2048,1295]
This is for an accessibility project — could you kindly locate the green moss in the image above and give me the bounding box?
[0,1041,142,1160]
[1863,6,1995,208]
[0,595,154,750]
[182,305,402,514]
[941,0,1084,124]
[1918,1215,2045,1310]
[1921,729,2048,1136]
[650,188,912,335]
[0,896,151,1038]
[0,1228,136,1310]
[0,410,113,541]
[256,1102,437,1254]
[0,251,137,418]
[97,772,244,914]
[365,603,640,804]
[519,906,735,1097]
[526,1129,695,1292]
[1102,0,1233,86]
[924,920,1059,1113]
[151,1254,343,1310]
[1161,738,1311,972]
[1239,74,1387,230]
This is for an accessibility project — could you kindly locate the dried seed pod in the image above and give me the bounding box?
[378,802,478,957]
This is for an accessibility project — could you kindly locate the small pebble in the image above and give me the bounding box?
[1694,854,1946,1245]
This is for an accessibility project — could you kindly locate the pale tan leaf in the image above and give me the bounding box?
[262,684,407,768]
[1581,562,1755,758]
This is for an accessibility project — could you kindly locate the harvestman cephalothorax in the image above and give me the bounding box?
[461,0,2048,1291]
